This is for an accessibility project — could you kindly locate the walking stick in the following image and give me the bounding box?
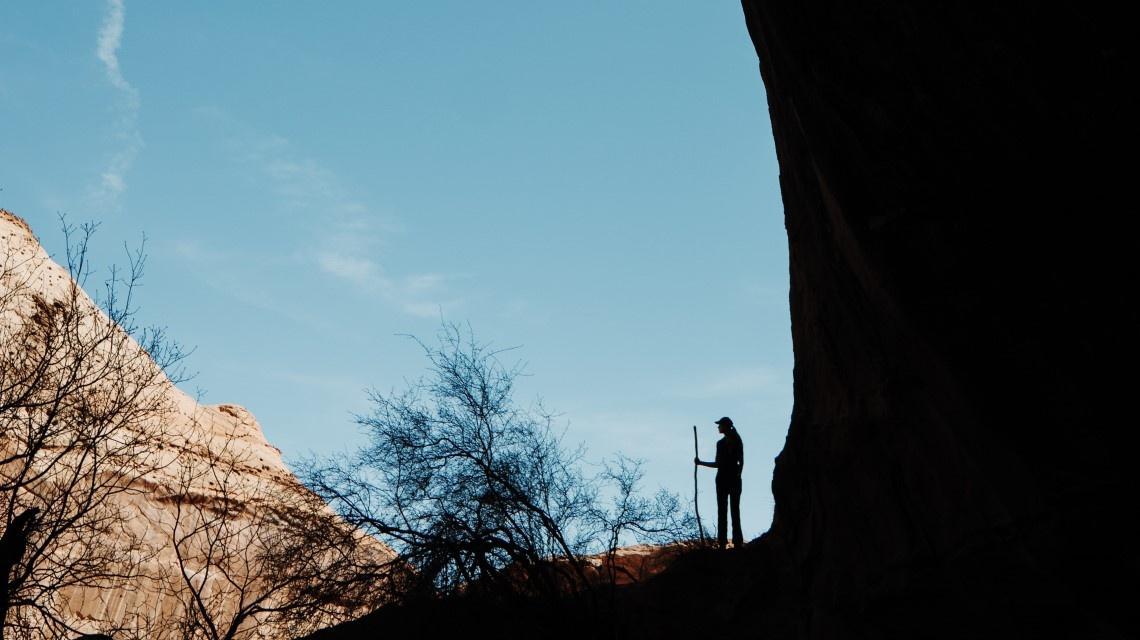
[693,425,707,544]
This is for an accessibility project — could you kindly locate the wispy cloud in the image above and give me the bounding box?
[316,253,378,285]
[96,0,131,94]
[313,242,455,319]
[194,108,459,318]
[92,0,142,207]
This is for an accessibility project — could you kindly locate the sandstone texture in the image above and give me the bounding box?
[740,3,1138,637]
[1,209,390,637]
[579,544,686,587]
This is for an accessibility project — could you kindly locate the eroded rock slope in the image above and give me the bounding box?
[1,209,390,637]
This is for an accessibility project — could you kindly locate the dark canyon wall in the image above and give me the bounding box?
[741,3,1137,637]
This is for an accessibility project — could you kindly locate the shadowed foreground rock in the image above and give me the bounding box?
[303,544,794,640]
[741,2,1138,638]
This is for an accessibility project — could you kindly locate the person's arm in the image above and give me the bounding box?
[693,457,716,468]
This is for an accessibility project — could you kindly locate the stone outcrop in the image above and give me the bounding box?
[740,4,1138,637]
[579,544,686,587]
[1,209,391,637]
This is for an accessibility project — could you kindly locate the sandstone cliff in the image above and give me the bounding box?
[1,209,390,638]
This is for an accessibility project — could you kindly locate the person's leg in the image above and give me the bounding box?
[716,481,728,550]
[730,482,743,548]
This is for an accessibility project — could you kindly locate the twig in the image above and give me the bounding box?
[693,426,706,544]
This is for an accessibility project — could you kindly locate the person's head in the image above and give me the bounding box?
[715,416,734,434]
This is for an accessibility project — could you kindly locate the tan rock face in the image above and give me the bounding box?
[1,210,391,638]
[578,543,687,587]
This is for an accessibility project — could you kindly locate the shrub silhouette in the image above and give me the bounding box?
[302,324,692,604]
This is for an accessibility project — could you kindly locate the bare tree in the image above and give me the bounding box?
[302,324,691,604]
[586,455,695,585]
[159,425,389,640]
[1,219,188,639]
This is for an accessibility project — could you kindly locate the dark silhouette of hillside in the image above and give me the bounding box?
[303,541,796,640]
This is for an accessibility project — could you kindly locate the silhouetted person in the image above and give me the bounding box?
[695,417,744,549]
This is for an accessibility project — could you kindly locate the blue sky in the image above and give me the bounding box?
[1,1,790,537]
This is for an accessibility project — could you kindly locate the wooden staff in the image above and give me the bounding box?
[693,425,707,544]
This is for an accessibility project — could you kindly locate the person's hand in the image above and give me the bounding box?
[693,457,700,465]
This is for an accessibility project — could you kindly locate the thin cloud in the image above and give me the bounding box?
[197,108,460,317]
[97,0,131,94]
[315,248,455,319]
[92,0,142,206]
[315,253,379,287]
